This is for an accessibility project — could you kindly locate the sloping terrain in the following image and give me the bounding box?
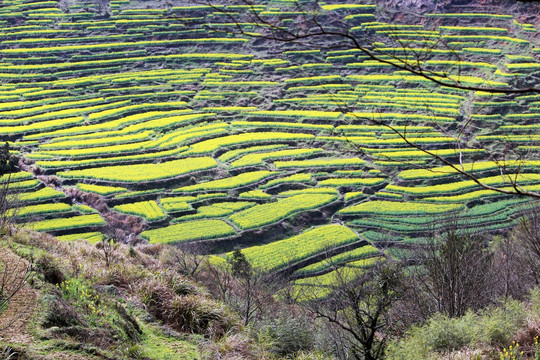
[1,0,539,286]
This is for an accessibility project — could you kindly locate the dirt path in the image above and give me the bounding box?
[0,246,38,345]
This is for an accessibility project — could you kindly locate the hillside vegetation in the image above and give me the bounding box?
[0,0,537,288]
[1,0,540,358]
[0,227,279,359]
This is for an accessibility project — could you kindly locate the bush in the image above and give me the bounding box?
[293,351,330,360]
[387,299,528,359]
[479,300,526,346]
[253,312,315,356]
[386,312,480,359]
[168,273,198,296]
[35,253,65,285]
[40,290,81,328]
[138,275,238,338]
[423,312,480,351]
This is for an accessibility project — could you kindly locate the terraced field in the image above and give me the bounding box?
[1,0,539,289]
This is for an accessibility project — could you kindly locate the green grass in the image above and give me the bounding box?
[178,201,255,220]
[229,148,325,169]
[12,202,72,217]
[318,177,386,187]
[18,187,66,202]
[56,231,104,244]
[218,144,288,162]
[159,196,196,212]
[261,173,313,188]
[386,174,540,196]
[274,158,365,169]
[183,132,315,155]
[238,190,272,199]
[76,183,128,196]
[139,321,201,360]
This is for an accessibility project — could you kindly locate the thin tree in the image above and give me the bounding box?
[227,249,282,326]
[0,142,32,333]
[409,224,494,318]
[0,143,19,236]
[0,255,33,332]
[301,259,405,360]
[505,203,540,286]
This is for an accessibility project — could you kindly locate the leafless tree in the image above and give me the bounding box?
[201,257,234,301]
[299,259,405,360]
[97,229,117,268]
[174,242,208,277]
[408,223,494,318]
[200,250,284,327]
[0,143,29,333]
[490,232,532,300]
[0,177,17,237]
[497,203,540,290]
[0,143,20,236]
[228,250,286,326]
[0,253,33,333]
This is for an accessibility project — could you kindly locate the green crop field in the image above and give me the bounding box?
[1,0,539,290]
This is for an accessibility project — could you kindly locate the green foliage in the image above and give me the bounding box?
[76,183,128,195]
[138,321,201,359]
[294,245,380,275]
[11,202,72,217]
[56,231,104,243]
[386,299,528,359]
[339,200,462,215]
[180,201,254,220]
[174,171,275,192]
[253,312,315,356]
[240,224,360,273]
[229,249,252,279]
[0,143,18,176]
[59,278,109,324]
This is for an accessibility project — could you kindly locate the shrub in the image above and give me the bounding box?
[138,274,237,338]
[425,313,481,351]
[387,299,529,359]
[479,300,526,346]
[254,312,315,356]
[40,289,81,328]
[35,253,65,285]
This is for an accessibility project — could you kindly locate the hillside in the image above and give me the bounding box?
[0,229,251,359]
[0,0,539,303]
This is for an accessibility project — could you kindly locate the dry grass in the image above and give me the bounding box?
[7,227,240,339]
